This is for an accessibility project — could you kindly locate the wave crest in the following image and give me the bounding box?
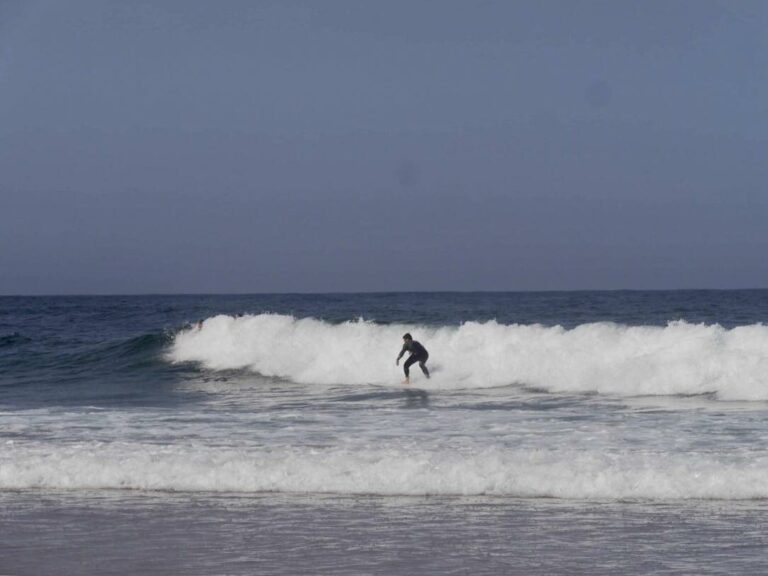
[169,314,768,400]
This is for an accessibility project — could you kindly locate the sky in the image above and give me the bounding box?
[0,0,766,294]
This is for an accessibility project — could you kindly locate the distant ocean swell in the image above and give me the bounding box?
[0,332,32,348]
[170,314,768,401]
[3,443,768,500]
[2,331,172,374]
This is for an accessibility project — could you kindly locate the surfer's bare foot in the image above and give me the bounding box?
[402,378,410,385]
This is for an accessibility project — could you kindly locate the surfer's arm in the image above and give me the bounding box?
[396,344,407,365]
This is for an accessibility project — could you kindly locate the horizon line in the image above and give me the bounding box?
[2,287,768,298]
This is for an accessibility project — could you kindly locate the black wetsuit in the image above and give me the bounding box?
[398,340,430,379]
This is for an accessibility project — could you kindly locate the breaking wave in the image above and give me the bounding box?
[169,314,768,401]
[3,442,768,500]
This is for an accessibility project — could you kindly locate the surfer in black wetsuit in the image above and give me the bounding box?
[396,333,430,384]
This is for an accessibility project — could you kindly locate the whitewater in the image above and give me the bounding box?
[6,439,768,499]
[171,313,768,400]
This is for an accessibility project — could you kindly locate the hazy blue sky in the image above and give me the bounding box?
[1,0,766,293]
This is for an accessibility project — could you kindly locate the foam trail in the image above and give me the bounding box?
[169,314,768,400]
[3,442,768,500]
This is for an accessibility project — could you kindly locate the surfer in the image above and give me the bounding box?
[396,333,430,384]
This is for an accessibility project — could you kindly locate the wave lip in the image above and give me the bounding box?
[3,443,768,500]
[169,314,768,400]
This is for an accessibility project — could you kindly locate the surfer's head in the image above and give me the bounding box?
[402,333,412,341]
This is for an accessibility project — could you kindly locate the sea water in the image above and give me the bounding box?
[2,292,768,574]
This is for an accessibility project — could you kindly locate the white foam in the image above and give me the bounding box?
[169,314,768,400]
[3,442,768,500]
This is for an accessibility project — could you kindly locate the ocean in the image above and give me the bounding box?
[2,291,768,574]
